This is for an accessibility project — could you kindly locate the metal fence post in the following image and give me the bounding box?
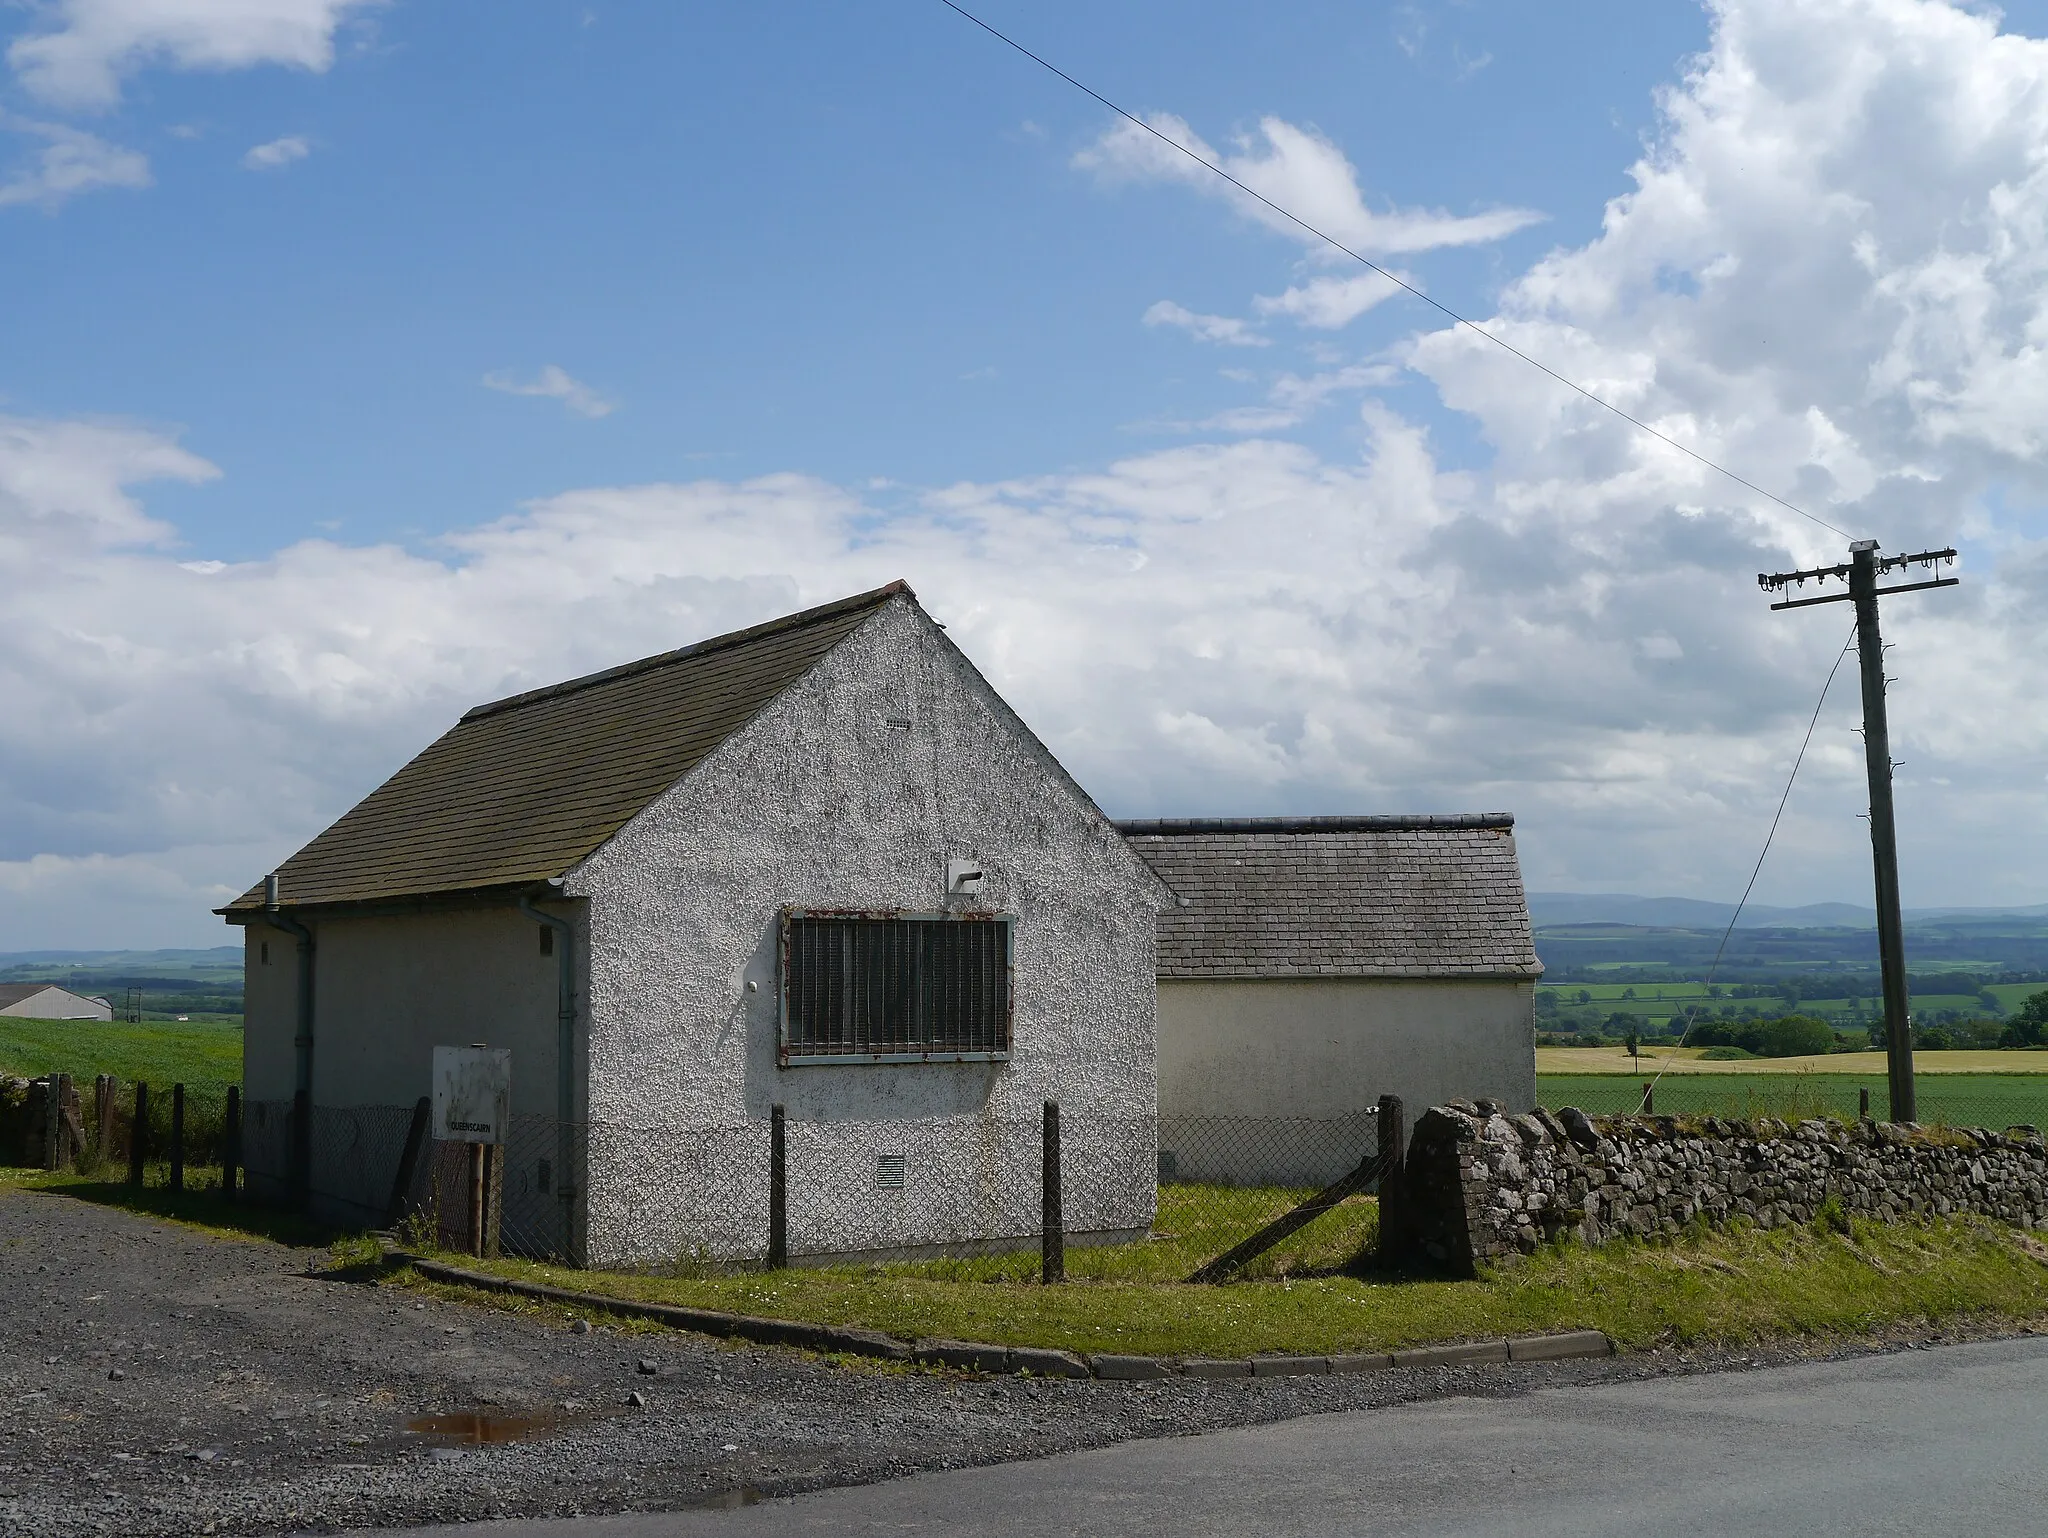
[223,1086,240,1199]
[170,1083,185,1194]
[1041,1100,1063,1284]
[129,1082,149,1187]
[768,1104,787,1269]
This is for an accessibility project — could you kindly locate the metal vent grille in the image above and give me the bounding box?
[875,1153,906,1189]
[780,912,1013,1063]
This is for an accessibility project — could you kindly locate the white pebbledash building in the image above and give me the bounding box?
[222,583,1169,1266]
[1121,816,1542,1186]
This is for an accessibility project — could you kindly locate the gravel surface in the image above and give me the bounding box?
[1,1185,2030,1537]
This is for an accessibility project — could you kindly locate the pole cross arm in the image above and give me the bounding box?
[1770,576,1958,611]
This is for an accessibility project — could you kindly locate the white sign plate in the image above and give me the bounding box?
[432,1046,511,1144]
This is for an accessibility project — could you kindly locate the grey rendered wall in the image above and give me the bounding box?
[1156,976,1536,1181]
[241,922,300,1105]
[237,904,583,1236]
[567,595,1164,1269]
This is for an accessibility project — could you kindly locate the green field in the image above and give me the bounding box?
[0,1013,241,1089]
[1538,979,2046,1034]
[1538,1072,2048,1128]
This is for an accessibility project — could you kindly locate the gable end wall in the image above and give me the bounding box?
[567,596,1162,1266]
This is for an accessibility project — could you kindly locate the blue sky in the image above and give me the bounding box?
[6,0,2048,945]
[8,1,1715,553]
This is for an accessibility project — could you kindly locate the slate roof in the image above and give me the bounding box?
[1118,815,1542,980]
[221,583,910,914]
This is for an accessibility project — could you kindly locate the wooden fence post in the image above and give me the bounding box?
[1641,1081,1654,1115]
[129,1082,149,1186]
[169,1083,185,1194]
[467,1141,486,1257]
[223,1086,240,1199]
[1041,1100,1064,1284]
[41,1077,60,1171]
[95,1076,114,1164]
[485,1144,502,1259]
[1376,1094,1406,1264]
[767,1104,787,1270]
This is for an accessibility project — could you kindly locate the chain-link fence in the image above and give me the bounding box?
[227,1098,1387,1283]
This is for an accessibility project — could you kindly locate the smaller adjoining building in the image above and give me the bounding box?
[0,984,113,1021]
[1120,815,1541,1187]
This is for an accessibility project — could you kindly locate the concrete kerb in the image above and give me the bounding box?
[395,1252,1615,1380]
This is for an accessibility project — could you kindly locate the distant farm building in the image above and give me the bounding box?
[1122,816,1541,1185]
[221,582,1168,1266]
[0,984,113,1021]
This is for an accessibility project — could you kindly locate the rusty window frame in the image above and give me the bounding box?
[778,909,1014,1066]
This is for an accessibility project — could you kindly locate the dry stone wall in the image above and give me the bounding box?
[1399,1099,2048,1276]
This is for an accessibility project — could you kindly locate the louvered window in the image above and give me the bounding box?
[779,911,1013,1064]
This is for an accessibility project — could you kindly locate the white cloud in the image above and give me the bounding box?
[9,0,380,109]
[1142,300,1268,347]
[0,116,148,209]
[1075,111,1543,257]
[1255,272,1405,329]
[11,0,2048,946]
[242,134,308,170]
[482,365,616,419]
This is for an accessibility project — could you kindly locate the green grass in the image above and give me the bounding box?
[403,1215,2048,1359]
[1539,1072,2048,1127]
[761,1185,1380,1287]
[0,1164,335,1248]
[0,1013,241,1088]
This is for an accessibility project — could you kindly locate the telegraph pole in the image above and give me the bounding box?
[1758,541,1957,1122]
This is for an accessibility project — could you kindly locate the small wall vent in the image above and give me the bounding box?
[876,1153,906,1190]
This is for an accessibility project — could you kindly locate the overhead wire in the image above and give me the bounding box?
[935,0,1858,542]
[1640,621,1860,1100]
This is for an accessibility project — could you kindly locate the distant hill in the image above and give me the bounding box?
[0,948,241,970]
[1530,894,2048,931]
[0,948,243,1015]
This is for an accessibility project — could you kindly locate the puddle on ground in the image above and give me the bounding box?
[404,1410,573,1446]
[688,1486,764,1510]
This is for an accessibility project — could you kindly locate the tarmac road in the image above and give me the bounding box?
[401,1335,2048,1538]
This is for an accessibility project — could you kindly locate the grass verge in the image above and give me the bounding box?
[397,1215,2048,1361]
[0,1163,336,1248]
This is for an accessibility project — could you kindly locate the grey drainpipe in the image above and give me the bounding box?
[264,873,315,1209]
[519,888,579,1255]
